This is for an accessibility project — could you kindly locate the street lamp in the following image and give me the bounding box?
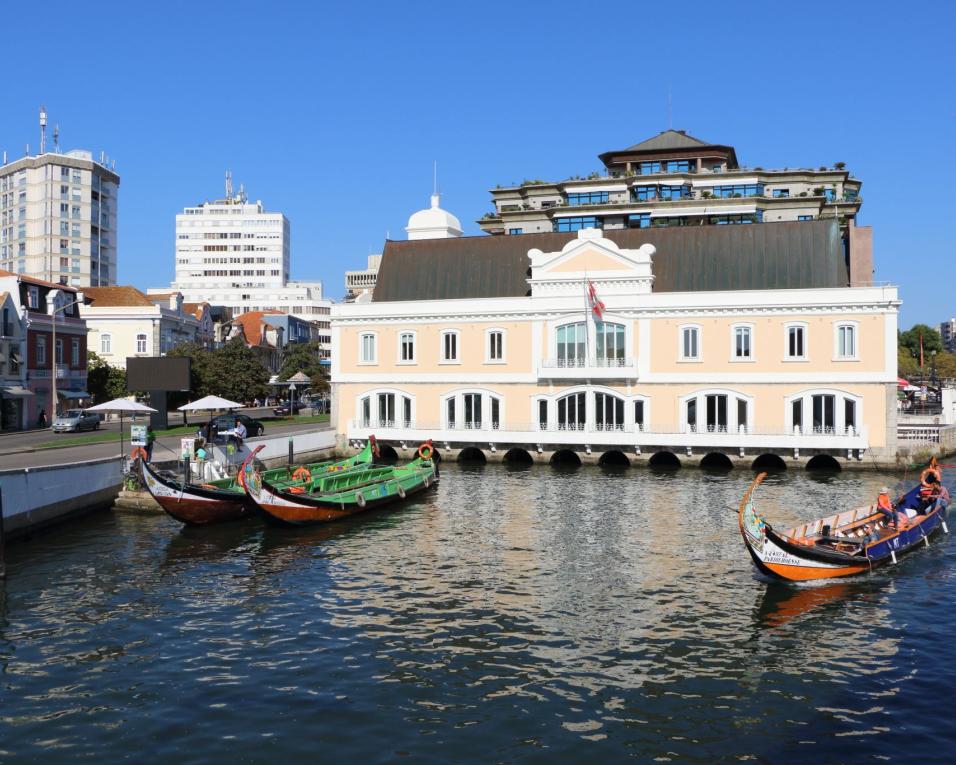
[50,292,85,425]
[288,382,296,416]
[931,349,938,389]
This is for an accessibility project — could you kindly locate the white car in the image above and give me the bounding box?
[52,409,102,433]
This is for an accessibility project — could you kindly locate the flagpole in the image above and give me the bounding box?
[583,273,590,367]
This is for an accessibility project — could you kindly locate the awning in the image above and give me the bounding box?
[58,390,91,399]
[1,386,34,398]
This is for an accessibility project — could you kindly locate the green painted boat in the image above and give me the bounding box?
[245,441,439,525]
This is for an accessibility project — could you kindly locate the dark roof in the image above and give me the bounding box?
[373,220,847,302]
[623,129,713,152]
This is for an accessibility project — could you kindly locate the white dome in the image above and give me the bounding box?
[406,194,463,240]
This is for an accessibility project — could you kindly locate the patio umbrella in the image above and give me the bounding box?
[86,398,158,461]
[897,377,911,387]
[178,395,244,446]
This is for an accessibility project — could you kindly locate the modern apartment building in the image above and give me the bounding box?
[345,254,382,301]
[0,148,119,287]
[479,130,862,240]
[940,319,956,353]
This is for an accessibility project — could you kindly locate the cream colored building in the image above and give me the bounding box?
[331,221,897,469]
[80,287,199,369]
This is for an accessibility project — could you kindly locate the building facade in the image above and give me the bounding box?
[345,254,382,301]
[0,288,29,429]
[0,149,119,286]
[479,130,862,239]
[0,269,88,422]
[80,287,199,369]
[331,224,898,468]
[940,319,956,353]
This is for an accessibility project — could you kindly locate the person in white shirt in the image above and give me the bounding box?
[234,418,247,448]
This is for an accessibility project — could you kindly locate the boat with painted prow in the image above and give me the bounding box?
[245,441,439,525]
[142,438,380,525]
[739,460,952,581]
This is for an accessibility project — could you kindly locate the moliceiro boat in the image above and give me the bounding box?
[739,460,952,582]
[244,441,439,525]
[142,437,380,525]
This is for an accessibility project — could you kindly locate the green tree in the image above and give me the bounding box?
[899,324,943,362]
[205,336,271,403]
[277,341,329,391]
[87,351,127,402]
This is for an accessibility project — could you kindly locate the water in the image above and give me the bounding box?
[2,463,955,763]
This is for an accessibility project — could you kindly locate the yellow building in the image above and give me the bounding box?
[331,220,897,470]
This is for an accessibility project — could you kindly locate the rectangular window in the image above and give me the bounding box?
[507,228,523,235]
[361,396,371,427]
[360,333,376,363]
[627,213,651,228]
[55,338,63,364]
[837,325,856,358]
[706,394,728,432]
[28,286,39,308]
[594,393,625,430]
[554,216,601,232]
[71,338,80,366]
[659,185,690,200]
[488,330,503,361]
[557,323,586,366]
[632,186,657,201]
[797,215,813,221]
[399,332,415,362]
[446,397,456,429]
[708,183,764,198]
[792,399,803,432]
[634,400,645,430]
[638,161,662,175]
[772,189,790,198]
[37,335,47,364]
[442,332,458,362]
[538,400,548,430]
[681,327,699,360]
[686,398,697,431]
[812,394,836,432]
[377,393,395,426]
[463,393,482,428]
[845,399,857,433]
[737,399,748,432]
[136,334,148,353]
[787,326,805,358]
[402,396,412,427]
[491,398,500,429]
[734,326,752,359]
[596,322,625,364]
[567,191,609,206]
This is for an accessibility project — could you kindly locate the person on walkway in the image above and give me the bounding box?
[233,417,247,449]
[37,409,47,428]
[876,487,897,528]
[145,425,156,462]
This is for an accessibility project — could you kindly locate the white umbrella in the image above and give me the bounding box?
[86,398,158,460]
[177,395,243,411]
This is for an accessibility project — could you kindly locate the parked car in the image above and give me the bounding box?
[53,409,102,433]
[273,400,306,416]
[196,413,264,440]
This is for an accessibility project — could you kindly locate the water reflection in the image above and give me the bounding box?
[0,464,951,763]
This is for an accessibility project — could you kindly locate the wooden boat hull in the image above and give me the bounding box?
[246,462,438,526]
[142,461,253,525]
[739,471,949,582]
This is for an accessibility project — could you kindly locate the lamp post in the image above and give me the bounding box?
[288,382,296,416]
[50,293,84,425]
[931,350,938,389]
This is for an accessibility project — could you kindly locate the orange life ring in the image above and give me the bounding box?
[130,446,148,461]
[289,486,305,494]
[292,467,311,483]
[417,443,433,460]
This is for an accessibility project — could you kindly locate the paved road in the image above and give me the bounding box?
[0,413,331,471]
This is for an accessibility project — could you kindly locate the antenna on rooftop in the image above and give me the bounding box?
[53,124,60,153]
[225,170,233,200]
[39,105,47,154]
[238,182,246,203]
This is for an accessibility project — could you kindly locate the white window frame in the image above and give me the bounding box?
[784,322,808,361]
[353,388,415,429]
[485,328,506,364]
[100,333,111,354]
[730,322,754,362]
[37,335,47,365]
[680,388,754,434]
[834,321,859,361]
[785,388,863,436]
[397,330,417,364]
[440,329,461,364]
[358,331,377,365]
[678,324,702,362]
[136,332,148,354]
[71,337,80,366]
[440,388,503,430]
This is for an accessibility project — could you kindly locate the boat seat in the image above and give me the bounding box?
[816,535,866,547]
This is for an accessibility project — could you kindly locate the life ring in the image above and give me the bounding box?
[356,491,366,508]
[397,484,406,499]
[417,443,433,460]
[292,467,311,483]
[130,447,148,462]
[289,486,305,494]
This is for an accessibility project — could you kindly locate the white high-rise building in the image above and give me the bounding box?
[0,136,120,286]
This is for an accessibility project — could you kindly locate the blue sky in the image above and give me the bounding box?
[4,1,953,327]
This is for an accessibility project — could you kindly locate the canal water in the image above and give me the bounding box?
[1,463,954,763]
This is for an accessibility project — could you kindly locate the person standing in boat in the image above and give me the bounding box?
[876,488,897,528]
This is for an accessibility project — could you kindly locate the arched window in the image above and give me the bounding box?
[682,389,753,434]
[356,389,413,429]
[556,322,586,367]
[595,322,625,366]
[557,392,586,430]
[594,391,625,430]
[442,390,502,430]
[787,389,862,435]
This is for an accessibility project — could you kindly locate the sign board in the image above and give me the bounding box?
[180,437,196,462]
[130,424,147,447]
[127,357,191,392]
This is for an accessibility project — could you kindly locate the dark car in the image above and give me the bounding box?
[196,413,264,440]
[273,400,306,416]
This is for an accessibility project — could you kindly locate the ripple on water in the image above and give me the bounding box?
[1,465,954,763]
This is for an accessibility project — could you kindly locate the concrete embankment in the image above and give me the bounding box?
[2,428,337,534]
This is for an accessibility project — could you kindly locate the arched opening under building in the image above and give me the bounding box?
[457,447,487,464]
[806,454,842,473]
[649,451,681,469]
[751,453,787,472]
[378,444,399,463]
[503,448,533,464]
[700,452,734,471]
[598,450,630,467]
[550,449,582,466]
